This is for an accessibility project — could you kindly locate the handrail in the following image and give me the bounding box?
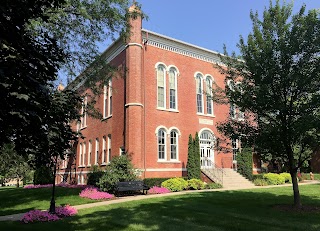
[201,158,224,185]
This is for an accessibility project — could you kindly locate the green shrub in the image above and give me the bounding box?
[98,155,137,193]
[237,147,253,180]
[87,166,104,186]
[34,166,53,185]
[279,173,292,183]
[253,178,269,186]
[143,178,171,188]
[252,174,264,181]
[161,178,188,192]
[263,173,285,185]
[205,182,222,189]
[187,179,205,190]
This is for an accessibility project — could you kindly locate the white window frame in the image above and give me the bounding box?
[95,138,99,165]
[102,136,106,164]
[88,140,92,166]
[108,79,112,116]
[205,75,214,115]
[82,142,86,166]
[157,128,167,161]
[168,66,178,110]
[156,63,167,109]
[170,130,178,161]
[103,79,112,118]
[195,73,204,114]
[79,143,83,166]
[107,135,111,163]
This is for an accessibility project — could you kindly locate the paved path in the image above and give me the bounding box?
[1,180,319,222]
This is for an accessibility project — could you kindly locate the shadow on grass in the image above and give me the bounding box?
[2,185,320,231]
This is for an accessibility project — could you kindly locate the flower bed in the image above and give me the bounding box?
[79,187,114,200]
[20,205,77,223]
[148,186,171,194]
[23,183,86,189]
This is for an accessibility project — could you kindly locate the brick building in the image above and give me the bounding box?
[57,6,261,185]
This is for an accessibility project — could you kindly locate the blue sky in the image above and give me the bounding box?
[136,0,319,55]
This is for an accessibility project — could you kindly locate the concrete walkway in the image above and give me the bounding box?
[1,180,319,222]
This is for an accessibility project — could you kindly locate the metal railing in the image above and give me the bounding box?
[201,158,224,185]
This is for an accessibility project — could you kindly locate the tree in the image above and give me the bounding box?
[193,133,201,179]
[216,1,320,207]
[187,134,195,179]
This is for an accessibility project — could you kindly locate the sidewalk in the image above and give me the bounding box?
[1,180,319,222]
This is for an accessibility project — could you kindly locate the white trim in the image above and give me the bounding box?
[156,64,166,109]
[167,65,180,76]
[168,127,181,136]
[154,62,167,69]
[145,168,187,172]
[168,66,178,110]
[155,125,169,135]
[125,103,144,107]
[126,43,143,49]
[199,127,215,136]
[253,168,261,171]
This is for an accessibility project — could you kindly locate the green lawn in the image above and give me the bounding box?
[0,186,94,216]
[1,184,320,231]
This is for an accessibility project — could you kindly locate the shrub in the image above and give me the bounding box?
[148,186,171,194]
[187,179,205,190]
[279,173,292,183]
[87,166,104,187]
[205,182,223,189]
[143,178,171,188]
[237,146,253,180]
[253,178,269,186]
[98,155,137,193]
[263,173,285,185]
[161,178,188,192]
[33,166,53,185]
[252,174,264,181]
[79,187,114,200]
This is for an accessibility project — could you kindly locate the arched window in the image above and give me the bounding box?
[196,74,203,113]
[169,67,177,109]
[158,129,166,160]
[206,76,213,115]
[95,138,99,165]
[157,65,166,108]
[88,140,92,166]
[170,130,178,160]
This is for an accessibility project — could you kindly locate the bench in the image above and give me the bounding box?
[115,181,149,195]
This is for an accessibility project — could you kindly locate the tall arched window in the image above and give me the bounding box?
[206,76,213,115]
[157,129,166,160]
[169,67,177,109]
[170,130,178,160]
[196,74,203,113]
[157,65,166,108]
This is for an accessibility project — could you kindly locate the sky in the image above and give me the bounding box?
[133,0,319,55]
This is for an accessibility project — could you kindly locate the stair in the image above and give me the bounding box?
[222,168,255,189]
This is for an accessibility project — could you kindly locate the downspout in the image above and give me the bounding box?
[143,37,146,178]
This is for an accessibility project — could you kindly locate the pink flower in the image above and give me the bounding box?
[20,205,78,224]
[79,187,114,200]
[148,186,171,194]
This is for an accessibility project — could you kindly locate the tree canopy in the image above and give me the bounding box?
[216,1,320,207]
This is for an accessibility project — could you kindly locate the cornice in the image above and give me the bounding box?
[142,29,225,66]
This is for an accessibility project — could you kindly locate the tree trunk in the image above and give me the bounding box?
[16,178,19,188]
[291,171,301,208]
[49,162,57,214]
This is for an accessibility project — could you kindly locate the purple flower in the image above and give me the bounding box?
[148,186,171,194]
[20,205,78,224]
[79,187,114,200]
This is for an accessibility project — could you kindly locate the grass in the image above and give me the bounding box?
[1,184,320,231]
[0,186,94,216]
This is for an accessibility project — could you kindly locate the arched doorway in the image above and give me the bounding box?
[199,130,215,168]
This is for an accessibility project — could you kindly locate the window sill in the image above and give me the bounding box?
[78,165,86,168]
[102,115,112,121]
[157,108,179,113]
[157,160,181,163]
[80,126,87,130]
[100,163,107,166]
[87,164,91,167]
[197,113,215,118]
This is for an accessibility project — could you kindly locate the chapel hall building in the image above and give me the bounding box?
[57,6,261,185]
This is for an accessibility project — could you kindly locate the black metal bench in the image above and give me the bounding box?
[115,181,149,195]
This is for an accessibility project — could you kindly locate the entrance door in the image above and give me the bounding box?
[200,131,215,168]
